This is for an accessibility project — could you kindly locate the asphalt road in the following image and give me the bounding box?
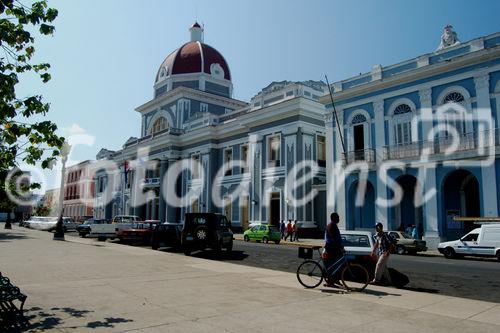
[184,240,500,303]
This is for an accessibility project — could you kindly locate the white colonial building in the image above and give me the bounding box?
[93,23,329,233]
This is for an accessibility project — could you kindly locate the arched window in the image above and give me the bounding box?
[393,104,413,145]
[351,114,367,124]
[443,92,465,104]
[442,92,466,135]
[150,117,168,134]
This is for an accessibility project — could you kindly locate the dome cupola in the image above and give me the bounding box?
[154,23,233,98]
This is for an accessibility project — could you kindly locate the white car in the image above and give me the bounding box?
[25,216,58,231]
[89,215,141,241]
[438,224,500,260]
[25,216,78,232]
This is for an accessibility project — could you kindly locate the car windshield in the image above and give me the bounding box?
[401,232,412,239]
[341,234,371,247]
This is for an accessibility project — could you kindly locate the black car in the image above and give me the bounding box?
[77,218,109,237]
[181,213,233,256]
[151,222,183,250]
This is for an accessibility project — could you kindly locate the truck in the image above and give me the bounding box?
[438,223,500,260]
[89,215,141,241]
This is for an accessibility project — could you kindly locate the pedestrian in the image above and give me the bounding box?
[371,222,394,285]
[405,224,414,235]
[285,220,293,241]
[293,220,300,242]
[323,212,345,287]
[280,220,286,240]
[412,225,419,239]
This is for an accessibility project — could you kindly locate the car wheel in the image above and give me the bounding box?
[184,249,192,256]
[226,240,233,252]
[97,236,106,242]
[152,242,159,250]
[262,236,269,244]
[243,235,250,242]
[396,245,406,255]
[443,247,456,259]
[496,250,500,262]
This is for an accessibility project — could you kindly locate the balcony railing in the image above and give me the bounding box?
[345,149,376,164]
[383,129,500,160]
[142,177,160,187]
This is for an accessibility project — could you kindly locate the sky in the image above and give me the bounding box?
[15,0,500,191]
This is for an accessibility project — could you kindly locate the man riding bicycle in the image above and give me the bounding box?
[323,212,345,286]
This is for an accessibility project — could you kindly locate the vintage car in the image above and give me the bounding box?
[387,231,427,255]
[89,215,141,241]
[181,213,233,256]
[76,218,109,237]
[117,220,160,244]
[151,222,183,250]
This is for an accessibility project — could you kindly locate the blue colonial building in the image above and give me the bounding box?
[93,23,328,232]
[323,27,500,248]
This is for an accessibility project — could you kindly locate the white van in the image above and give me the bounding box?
[438,224,500,260]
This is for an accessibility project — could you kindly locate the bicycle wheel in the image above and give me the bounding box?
[296,260,324,289]
[340,263,369,292]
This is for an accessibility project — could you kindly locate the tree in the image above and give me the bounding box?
[1,0,65,226]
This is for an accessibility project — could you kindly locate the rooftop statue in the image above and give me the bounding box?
[437,25,460,51]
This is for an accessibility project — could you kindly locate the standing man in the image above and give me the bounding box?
[371,222,393,285]
[324,213,344,287]
[280,220,286,240]
[285,220,293,241]
[293,220,300,242]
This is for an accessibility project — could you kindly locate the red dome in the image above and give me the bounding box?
[156,41,231,82]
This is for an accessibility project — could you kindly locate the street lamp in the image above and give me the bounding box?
[53,141,71,241]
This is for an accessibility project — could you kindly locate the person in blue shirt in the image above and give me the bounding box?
[323,213,345,286]
[412,225,419,239]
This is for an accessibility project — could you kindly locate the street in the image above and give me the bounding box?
[178,240,500,303]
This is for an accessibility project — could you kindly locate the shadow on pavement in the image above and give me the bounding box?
[0,232,31,242]
[403,286,440,294]
[190,250,249,261]
[3,306,134,332]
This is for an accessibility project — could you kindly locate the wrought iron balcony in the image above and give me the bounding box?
[383,129,500,160]
[345,149,376,164]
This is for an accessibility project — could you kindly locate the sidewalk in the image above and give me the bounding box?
[1,226,499,332]
[233,234,443,257]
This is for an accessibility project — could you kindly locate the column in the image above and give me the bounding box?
[419,88,440,246]
[249,134,262,222]
[158,159,167,222]
[283,128,297,220]
[373,99,388,229]
[166,157,178,223]
[475,74,498,216]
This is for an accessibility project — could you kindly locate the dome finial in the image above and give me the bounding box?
[190,22,203,42]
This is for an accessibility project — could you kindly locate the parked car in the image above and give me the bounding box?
[117,220,160,244]
[151,222,183,250]
[24,216,57,231]
[387,231,427,255]
[89,215,141,241]
[61,217,79,231]
[181,213,233,256]
[340,230,378,277]
[438,224,500,260]
[243,224,281,244]
[77,218,109,237]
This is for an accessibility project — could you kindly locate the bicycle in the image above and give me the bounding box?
[296,246,369,292]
